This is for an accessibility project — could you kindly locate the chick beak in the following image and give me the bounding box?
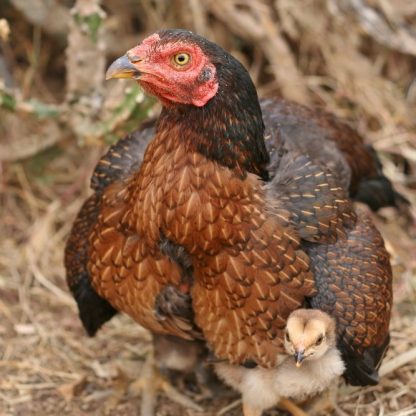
[295,350,305,368]
[105,55,141,80]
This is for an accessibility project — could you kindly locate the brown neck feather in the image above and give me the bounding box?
[155,65,270,181]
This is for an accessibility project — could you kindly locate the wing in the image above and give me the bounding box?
[267,149,356,244]
[261,98,409,211]
[155,237,203,340]
[91,121,155,193]
[64,194,118,336]
[66,196,201,342]
[65,124,155,336]
[307,209,392,385]
[87,172,200,341]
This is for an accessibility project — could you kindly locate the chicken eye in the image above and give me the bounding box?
[285,332,291,343]
[173,53,190,66]
[316,335,324,345]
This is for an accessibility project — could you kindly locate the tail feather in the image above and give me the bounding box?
[341,335,390,386]
[354,175,410,212]
[71,272,118,337]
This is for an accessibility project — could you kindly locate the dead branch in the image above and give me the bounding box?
[10,0,69,37]
[0,113,63,162]
[0,83,63,117]
[0,81,65,161]
[10,0,137,56]
[65,0,106,144]
[207,0,310,104]
[336,0,416,56]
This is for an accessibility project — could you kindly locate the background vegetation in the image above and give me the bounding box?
[1,1,415,415]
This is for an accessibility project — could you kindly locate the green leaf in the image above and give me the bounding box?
[28,100,60,119]
[73,12,102,44]
[0,91,16,111]
[85,13,102,43]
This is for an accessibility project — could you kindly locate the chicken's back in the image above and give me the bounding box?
[261,98,408,212]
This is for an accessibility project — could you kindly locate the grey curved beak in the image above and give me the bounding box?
[105,55,141,80]
[295,350,305,368]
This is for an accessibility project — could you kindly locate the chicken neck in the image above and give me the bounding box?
[156,64,270,182]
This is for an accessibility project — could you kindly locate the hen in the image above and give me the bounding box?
[65,29,393,415]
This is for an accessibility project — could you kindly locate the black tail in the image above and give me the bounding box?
[354,144,410,213]
[65,195,118,337]
[354,174,410,212]
[71,272,118,337]
[341,335,390,386]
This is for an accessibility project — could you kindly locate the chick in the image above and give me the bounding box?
[215,309,345,416]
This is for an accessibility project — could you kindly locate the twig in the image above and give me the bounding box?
[0,120,63,163]
[0,83,63,118]
[216,398,242,416]
[0,83,65,161]
[10,0,69,36]
[0,361,81,380]
[207,0,310,104]
[4,0,138,155]
[379,346,416,377]
[0,18,10,42]
[340,0,416,56]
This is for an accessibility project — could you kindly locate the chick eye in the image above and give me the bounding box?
[316,335,324,345]
[173,53,190,66]
[285,332,291,343]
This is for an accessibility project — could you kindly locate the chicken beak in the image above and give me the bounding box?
[105,55,141,80]
[295,350,305,368]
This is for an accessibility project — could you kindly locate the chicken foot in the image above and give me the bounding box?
[303,384,348,416]
[241,398,308,416]
[129,352,204,416]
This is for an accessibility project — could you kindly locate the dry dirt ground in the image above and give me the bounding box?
[1,141,416,416]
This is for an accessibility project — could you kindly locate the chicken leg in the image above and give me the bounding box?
[303,384,348,416]
[278,398,309,416]
[129,352,203,416]
[242,402,263,416]
[241,398,308,416]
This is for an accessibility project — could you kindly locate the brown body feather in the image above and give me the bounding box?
[266,149,392,384]
[89,128,316,367]
[66,102,393,381]
[66,100,392,378]
[307,208,392,384]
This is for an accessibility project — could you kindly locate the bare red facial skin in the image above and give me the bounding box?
[127,34,218,107]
